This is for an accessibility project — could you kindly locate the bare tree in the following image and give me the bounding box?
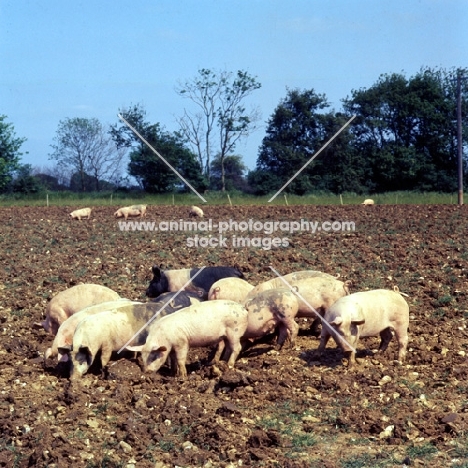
[50,117,126,191]
[176,69,261,190]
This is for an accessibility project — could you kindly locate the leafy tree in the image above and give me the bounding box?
[10,164,43,194]
[210,154,247,191]
[176,69,261,190]
[111,104,206,193]
[50,117,125,191]
[0,115,26,192]
[253,88,361,195]
[343,68,468,192]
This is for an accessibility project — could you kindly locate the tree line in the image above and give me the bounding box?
[1,66,467,196]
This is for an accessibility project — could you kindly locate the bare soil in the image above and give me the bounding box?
[0,204,467,468]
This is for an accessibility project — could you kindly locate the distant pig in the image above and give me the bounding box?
[189,205,204,218]
[130,204,147,217]
[208,277,254,304]
[315,289,410,367]
[114,206,144,219]
[126,300,249,378]
[146,265,244,299]
[70,207,92,220]
[39,284,121,335]
[44,299,137,362]
[361,199,375,205]
[244,288,300,348]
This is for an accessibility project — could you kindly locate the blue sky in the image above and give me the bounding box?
[1,0,467,174]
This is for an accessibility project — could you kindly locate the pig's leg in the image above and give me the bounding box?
[315,330,332,357]
[168,350,179,375]
[378,327,393,353]
[344,350,356,368]
[211,339,225,364]
[100,346,113,368]
[289,320,299,348]
[226,336,243,368]
[395,329,408,363]
[276,324,289,350]
[173,346,189,379]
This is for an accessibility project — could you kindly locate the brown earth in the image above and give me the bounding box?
[0,204,467,468]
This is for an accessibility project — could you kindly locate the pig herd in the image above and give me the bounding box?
[70,204,205,220]
[41,265,410,380]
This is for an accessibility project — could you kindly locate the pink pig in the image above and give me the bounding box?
[39,284,121,335]
[315,289,410,367]
[44,299,136,362]
[208,277,254,303]
[246,270,340,298]
[127,300,249,378]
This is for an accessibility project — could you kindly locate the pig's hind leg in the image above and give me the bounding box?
[224,334,243,368]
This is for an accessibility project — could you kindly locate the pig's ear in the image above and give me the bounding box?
[126,345,144,352]
[329,317,343,326]
[58,344,72,354]
[351,318,365,326]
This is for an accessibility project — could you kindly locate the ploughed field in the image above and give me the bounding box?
[0,204,467,468]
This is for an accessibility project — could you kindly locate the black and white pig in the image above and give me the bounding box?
[146,266,244,299]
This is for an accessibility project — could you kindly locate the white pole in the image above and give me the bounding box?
[227,193,232,206]
[340,194,343,205]
[284,193,289,206]
[46,193,49,207]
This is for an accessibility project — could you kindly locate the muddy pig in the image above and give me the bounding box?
[126,300,249,379]
[243,288,300,349]
[146,265,244,299]
[39,284,121,335]
[208,277,254,304]
[247,274,350,336]
[315,289,410,368]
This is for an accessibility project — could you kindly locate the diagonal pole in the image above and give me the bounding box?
[118,113,207,203]
[268,115,356,202]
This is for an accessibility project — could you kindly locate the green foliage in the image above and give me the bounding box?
[0,115,26,193]
[343,67,465,192]
[10,164,43,194]
[111,104,207,193]
[252,67,467,195]
[210,154,247,190]
[254,89,367,195]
